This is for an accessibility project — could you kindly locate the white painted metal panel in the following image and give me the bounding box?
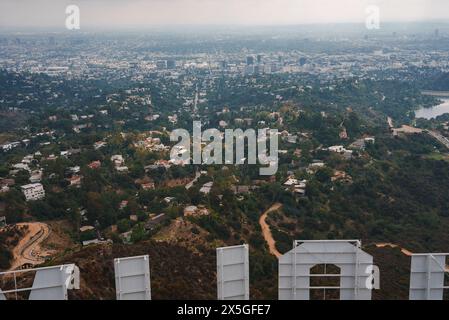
[29,264,79,300]
[0,264,79,300]
[409,253,448,300]
[114,255,151,300]
[217,244,249,300]
[279,240,373,300]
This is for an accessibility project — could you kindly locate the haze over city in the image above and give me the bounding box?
[1,0,449,29]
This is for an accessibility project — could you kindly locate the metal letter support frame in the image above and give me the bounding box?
[114,255,151,300]
[217,244,249,300]
[409,253,449,300]
[0,264,79,300]
[279,240,373,300]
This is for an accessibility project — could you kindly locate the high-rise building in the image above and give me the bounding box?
[257,54,263,64]
[244,65,255,75]
[246,56,254,65]
[167,59,176,69]
[156,60,167,69]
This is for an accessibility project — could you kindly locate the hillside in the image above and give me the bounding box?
[50,241,217,300]
[0,225,28,270]
[41,240,416,300]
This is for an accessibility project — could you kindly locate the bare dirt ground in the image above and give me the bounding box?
[8,222,51,270]
[43,220,76,254]
[392,125,423,135]
[163,178,192,188]
[153,217,223,254]
[7,220,75,271]
[259,203,283,258]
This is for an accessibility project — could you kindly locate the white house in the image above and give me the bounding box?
[200,181,214,194]
[328,145,346,153]
[328,145,353,159]
[29,170,43,183]
[21,183,45,201]
[111,155,125,167]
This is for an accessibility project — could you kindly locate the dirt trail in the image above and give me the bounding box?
[375,243,449,271]
[374,243,414,257]
[9,222,51,270]
[257,205,448,271]
[259,203,283,258]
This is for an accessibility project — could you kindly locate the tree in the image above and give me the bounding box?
[316,167,333,183]
[130,223,147,243]
[117,219,131,233]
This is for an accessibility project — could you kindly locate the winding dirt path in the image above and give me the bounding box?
[259,203,283,258]
[257,203,447,270]
[9,222,51,270]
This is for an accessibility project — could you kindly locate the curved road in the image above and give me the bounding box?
[9,222,51,271]
[259,203,283,258]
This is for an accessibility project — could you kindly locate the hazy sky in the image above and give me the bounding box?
[1,0,449,29]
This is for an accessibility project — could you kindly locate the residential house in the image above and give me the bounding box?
[284,178,307,196]
[141,182,155,190]
[349,137,375,151]
[29,170,43,183]
[327,145,353,159]
[163,197,176,204]
[230,185,251,194]
[183,205,210,217]
[67,175,82,187]
[88,161,101,169]
[94,141,107,150]
[21,183,45,201]
[111,155,125,167]
[200,182,213,194]
[116,166,129,173]
[79,225,95,232]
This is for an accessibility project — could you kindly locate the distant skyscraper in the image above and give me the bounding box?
[167,59,176,69]
[254,65,263,75]
[278,56,285,65]
[257,54,262,64]
[244,65,255,75]
[246,56,254,65]
[156,60,167,69]
[270,63,280,73]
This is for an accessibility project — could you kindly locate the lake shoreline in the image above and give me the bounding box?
[416,94,449,119]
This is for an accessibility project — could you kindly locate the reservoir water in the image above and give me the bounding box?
[415,99,449,120]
